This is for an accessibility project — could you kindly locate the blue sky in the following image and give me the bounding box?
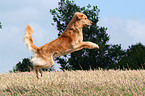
[0,0,145,73]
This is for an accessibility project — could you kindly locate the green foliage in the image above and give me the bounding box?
[0,22,2,29]
[50,0,125,70]
[118,43,145,69]
[13,58,34,72]
[12,58,55,72]
[105,44,126,69]
[42,65,56,72]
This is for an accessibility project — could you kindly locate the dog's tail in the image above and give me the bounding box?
[24,25,38,52]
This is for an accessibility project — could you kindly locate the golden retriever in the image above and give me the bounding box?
[24,12,99,78]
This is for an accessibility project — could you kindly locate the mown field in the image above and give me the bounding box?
[0,69,145,96]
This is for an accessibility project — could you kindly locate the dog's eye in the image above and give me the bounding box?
[85,18,87,20]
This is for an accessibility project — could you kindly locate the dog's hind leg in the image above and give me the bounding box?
[34,65,41,79]
[43,55,54,69]
[39,68,43,77]
[33,55,54,78]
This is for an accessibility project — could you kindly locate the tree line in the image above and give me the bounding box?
[9,0,145,72]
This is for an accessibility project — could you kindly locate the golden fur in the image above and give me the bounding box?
[24,12,99,78]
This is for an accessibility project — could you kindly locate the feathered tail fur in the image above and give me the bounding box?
[24,25,38,52]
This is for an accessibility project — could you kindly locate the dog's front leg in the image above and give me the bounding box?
[74,41,99,49]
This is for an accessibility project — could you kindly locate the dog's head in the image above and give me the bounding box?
[75,12,92,27]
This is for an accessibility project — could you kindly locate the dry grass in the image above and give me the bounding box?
[0,69,145,96]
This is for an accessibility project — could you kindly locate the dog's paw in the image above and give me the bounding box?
[90,43,99,49]
[94,44,99,49]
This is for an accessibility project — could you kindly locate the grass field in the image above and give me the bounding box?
[0,69,145,96]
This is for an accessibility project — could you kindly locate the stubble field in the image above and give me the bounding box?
[0,69,145,96]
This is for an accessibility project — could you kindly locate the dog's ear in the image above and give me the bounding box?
[77,14,83,20]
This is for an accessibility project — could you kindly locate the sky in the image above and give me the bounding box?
[0,0,145,73]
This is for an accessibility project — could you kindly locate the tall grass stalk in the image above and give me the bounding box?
[0,69,145,96]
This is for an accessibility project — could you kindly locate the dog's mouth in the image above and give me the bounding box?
[84,23,92,27]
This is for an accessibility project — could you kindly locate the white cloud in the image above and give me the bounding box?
[28,23,58,47]
[0,0,59,10]
[0,23,59,73]
[98,17,145,49]
[0,0,60,73]
[1,0,60,25]
[0,25,30,72]
[126,19,145,42]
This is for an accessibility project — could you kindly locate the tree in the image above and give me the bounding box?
[0,22,2,29]
[13,58,33,72]
[42,65,56,72]
[12,58,55,72]
[118,43,145,69]
[106,44,126,69]
[50,0,125,70]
